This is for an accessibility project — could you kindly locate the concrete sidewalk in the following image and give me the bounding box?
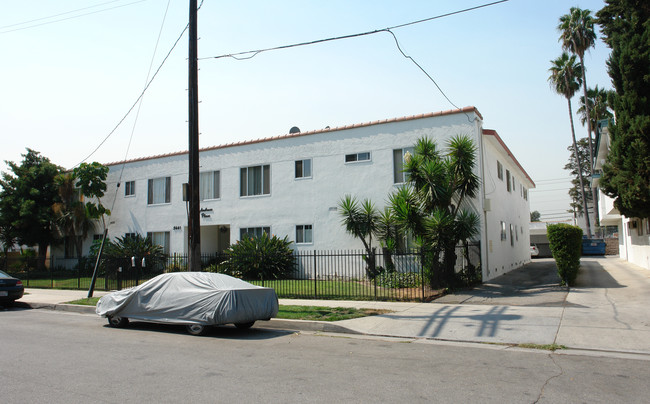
[13,256,650,355]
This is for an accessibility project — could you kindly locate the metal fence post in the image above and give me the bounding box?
[420,248,425,302]
[313,250,317,298]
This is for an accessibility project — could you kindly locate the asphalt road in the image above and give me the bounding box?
[1,308,649,403]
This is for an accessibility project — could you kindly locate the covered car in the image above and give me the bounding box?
[96,272,279,335]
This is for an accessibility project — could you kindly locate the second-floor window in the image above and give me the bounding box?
[497,161,503,180]
[240,165,270,197]
[148,177,171,204]
[345,152,370,163]
[393,147,414,183]
[200,170,220,200]
[295,159,312,179]
[506,170,511,192]
[125,180,135,197]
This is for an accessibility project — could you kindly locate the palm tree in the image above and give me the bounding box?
[338,195,381,278]
[52,173,97,259]
[389,135,480,288]
[578,86,614,138]
[558,7,597,171]
[548,52,592,238]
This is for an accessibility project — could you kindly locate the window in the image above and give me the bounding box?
[93,234,104,241]
[512,177,516,192]
[240,165,270,197]
[147,231,170,255]
[148,177,171,204]
[510,224,515,246]
[124,232,137,240]
[125,180,135,197]
[497,161,503,180]
[523,188,528,200]
[295,159,312,179]
[393,147,414,183]
[200,170,220,200]
[506,170,511,192]
[296,225,313,244]
[345,152,370,163]
[240,227,270,240]
[500,221,507,241]
[64,236,76,258]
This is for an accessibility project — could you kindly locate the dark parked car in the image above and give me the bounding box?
[96,272,279,335]
[0,270,24,305]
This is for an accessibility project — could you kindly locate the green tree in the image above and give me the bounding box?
[221,233,295,280]
[0,149,62,269]
[102,234,166,275]
[558,7,598,172]
[389,135,480,289]
[548,52,593,237]
[564,138,594,218]
[596,0,650,218]
[530,211,541,222]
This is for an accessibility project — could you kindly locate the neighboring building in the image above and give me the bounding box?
[58,107,535,281]
[593,122,650,269]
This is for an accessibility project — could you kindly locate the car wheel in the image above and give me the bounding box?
[107,316,129,328]
[234,321,255,329]
[186,324,208,336]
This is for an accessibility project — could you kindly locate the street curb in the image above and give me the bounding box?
[20,302,359,334]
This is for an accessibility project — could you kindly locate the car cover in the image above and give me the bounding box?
[96,272,279,325]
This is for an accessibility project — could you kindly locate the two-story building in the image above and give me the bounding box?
[61,107,535,281]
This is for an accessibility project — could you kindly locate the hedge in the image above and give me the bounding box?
[547,223,582,286]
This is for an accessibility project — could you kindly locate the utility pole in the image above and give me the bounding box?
[188,0,201,271]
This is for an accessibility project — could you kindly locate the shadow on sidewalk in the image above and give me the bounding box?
[574,258,624,289]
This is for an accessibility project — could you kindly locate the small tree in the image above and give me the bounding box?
[530,211,541,222]
[338,195,380,279]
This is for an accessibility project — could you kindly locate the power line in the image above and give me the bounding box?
[0,0,148,35]
[201,0,509,61]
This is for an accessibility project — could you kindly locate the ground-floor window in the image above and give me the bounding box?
[147,231,170,254]
[240,227,270,240]
[295,224,313,244]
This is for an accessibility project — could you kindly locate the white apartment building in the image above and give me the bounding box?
[66,107,535,281]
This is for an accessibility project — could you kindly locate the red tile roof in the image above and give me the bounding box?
[106,106,483,166]
[482,129,535,188]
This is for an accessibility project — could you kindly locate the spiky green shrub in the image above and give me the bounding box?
[102,234,166,277]
[547,223,582,286]
[221,233,296,280]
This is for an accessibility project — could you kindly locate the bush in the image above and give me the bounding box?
[547,223,582,286]
[221,233,296,280]
[375,269,421,288]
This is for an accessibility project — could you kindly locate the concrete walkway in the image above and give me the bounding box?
[13,256,650,355]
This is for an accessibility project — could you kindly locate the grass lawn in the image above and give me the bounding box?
[27,276,425,300]
[66,297,389,321]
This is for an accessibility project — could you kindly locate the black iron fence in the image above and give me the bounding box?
[2,243,480,302]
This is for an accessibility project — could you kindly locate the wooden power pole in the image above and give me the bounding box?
[188,0,201,270]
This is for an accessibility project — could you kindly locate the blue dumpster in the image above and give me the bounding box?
[582,238,606,255]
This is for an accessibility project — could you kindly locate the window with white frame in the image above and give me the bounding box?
[240,227,270,240]
[345,152,370,163]
[295,159,312,179]
[393,147,414,183]
[497,161,503,180]
[200,170,220,200]
[500,221,507,241]
[125,180,135,197]
[124,232,137,240]
[147,177,171,204]
[147,231,170,255]
[240,165,270,197]
[510,224,515,246]
[295,224,313,244]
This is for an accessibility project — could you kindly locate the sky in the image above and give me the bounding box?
[0,0,612,222]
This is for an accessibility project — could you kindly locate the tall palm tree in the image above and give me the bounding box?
[548,52,592,238]
[558,7,597,172]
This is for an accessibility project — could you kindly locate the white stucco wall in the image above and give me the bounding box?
[480,135,533,280]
